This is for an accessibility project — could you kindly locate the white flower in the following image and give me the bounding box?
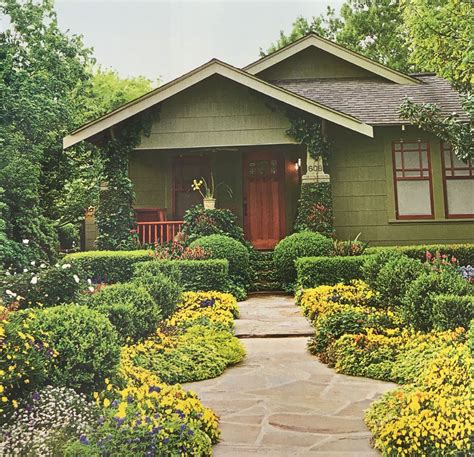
[87,279,92,285]
[73,274,80,283]
[40,263,46,268]
[6,290,17,297]
[88,286,95,293]
[23,268,28,273]
[62,264,71,269]
[30,261,36,266]
[30,276,38,285]
[5,271,10,276]
[22,239,29,244]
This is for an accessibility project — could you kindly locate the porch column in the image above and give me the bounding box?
[302,154,330,183]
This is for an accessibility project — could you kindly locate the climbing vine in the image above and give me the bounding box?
[286,111,335,237]
[95,115,152,250]
[286,111,331,164]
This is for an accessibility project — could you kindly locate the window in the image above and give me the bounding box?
[392,140,434,219]
[441,143,474,218]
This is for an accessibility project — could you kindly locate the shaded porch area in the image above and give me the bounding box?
[130,144,303,249]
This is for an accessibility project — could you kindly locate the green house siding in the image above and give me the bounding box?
[329,124,474,245]
[257,47,379,81]
[137,75,297,150]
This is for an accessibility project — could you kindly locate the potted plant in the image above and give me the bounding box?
[192,173,232,209]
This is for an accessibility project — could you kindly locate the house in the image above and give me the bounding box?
[64,34,473,250]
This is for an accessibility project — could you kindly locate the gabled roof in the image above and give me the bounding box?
[244,33,420,86]
[274,75,469,125]
[63,59,373,148]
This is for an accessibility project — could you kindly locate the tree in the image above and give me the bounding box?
[263,1,414,72]
[399,0,473,160]
[401,0,473,92]
[0,0,93,265]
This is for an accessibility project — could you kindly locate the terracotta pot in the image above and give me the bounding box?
[203,198,216,210]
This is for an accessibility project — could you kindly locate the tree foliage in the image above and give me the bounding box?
[0,1,157,267]
[263,1,413,72]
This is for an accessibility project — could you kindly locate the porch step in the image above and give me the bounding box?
[250,250,282,292]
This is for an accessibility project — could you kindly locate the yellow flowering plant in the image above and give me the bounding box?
[366,344,473,456]
[0,308,57,420]
[191,173,232,200]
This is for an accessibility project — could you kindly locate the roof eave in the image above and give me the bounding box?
[244,33,420,86]
[64,59,373,149]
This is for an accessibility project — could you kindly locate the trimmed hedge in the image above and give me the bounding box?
[274,231,333,290]
[432,294,474,331]
[87,282,161,343]
[62,250,152,283]
[134,259,230,293]
[366,244,474,266]
[296,255,373,289]
[189,234,252,290]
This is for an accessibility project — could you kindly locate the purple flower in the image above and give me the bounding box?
[148,386,161,394]
[31,391,40,401]
[79,435,90,445]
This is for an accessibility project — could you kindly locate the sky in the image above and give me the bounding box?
[55,0,344,84]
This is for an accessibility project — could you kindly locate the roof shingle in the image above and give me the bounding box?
[272,75,469,125]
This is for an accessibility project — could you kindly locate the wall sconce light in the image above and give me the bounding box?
[294,158,302,171]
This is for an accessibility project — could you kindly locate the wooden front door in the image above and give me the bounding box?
[243,151,285,249]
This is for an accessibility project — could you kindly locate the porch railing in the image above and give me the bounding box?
[136,221,184,246]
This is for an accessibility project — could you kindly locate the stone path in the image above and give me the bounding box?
[184,294,395,456]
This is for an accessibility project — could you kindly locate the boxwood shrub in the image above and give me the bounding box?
[296,255,373,289]
[134,259,230,293]
[62,250,152,283]
[34,304,120,392]
[87,283,161,342]
[274,231,333,290]
[432,294,474,331]
[189,234,252,290]
[133,271,182,319]
[402,268,472,331]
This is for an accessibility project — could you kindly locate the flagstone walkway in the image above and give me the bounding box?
[184,294,395,456]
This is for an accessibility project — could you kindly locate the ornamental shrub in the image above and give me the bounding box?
[189,234,252,291]
[134,259,231,294]
[63,250,152,284]
[274,231,333,290]
[402,267,472,331]
[361,249,403,289]
[432,294,474,331]
[87,283,161,342]
[295,255,372,290]
[293,182,335,237]
[375,256,425,307]
[34,305,120,392]
[133,270,182,319]
[183,205,245,243]
[309,305,398,362]
[1,263,87,308]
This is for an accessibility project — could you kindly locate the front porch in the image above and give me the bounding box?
[129,144,303,249]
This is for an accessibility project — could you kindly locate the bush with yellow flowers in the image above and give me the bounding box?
[166,291,239,329]
[298,280,377,321]
[330,327,466,382]
[0,307,57,422]
[119,291,244,385]
[64,379,219,456]
[366,343,473,456]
